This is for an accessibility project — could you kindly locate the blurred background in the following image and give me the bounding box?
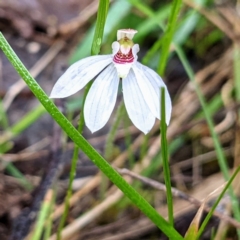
[0,0,240,239]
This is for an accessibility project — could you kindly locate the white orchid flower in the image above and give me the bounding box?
[50,29,172,134]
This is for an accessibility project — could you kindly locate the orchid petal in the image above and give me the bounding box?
[132,64,160,121]
[132,44,139,60]
[112,42,120,55]
[117,29,138,40]
[50,55,112,98]
[122,69,155,134]
[136,62,172,125]
[114,63,133,79]
[84,64,119,133]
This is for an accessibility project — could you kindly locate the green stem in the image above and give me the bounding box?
[158,0,182,75]
[5,162,33,190]
[234,44,240,101]
[0,99,8,129]
[160,87,174,226]
[0,104,46,146]
[197,166,240,239]
[43,188,56,240]
[32,190,53,240]
[91,0,109,55]
[104,101,125,160]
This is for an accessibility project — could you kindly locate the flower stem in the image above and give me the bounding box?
[160,87,174,226]
[197,166,240,239]
[104,101,125,160]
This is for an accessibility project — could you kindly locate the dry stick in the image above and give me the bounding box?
[116,168,240,229]
[0,124,138,166]
[215,200,233,239]
[0,150,48,162]
[20,137,51,153]
[90,218,158,240]
[0,126,138,163]
[79,217,135,238]
[172,147,233,170]
[3,40,65,110]
[50,188,125,240]
[217,6,240,31]
[10,100,64,240]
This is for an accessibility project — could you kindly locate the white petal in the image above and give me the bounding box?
[122,69,155,134]
[132,64,160,120]
[114,63,133,79]
[117,29,138,40]
[136,62,172,125]
[132,44,140,60]
[50,55,112,98]
[112,42,120,55]
[84,64,119,132]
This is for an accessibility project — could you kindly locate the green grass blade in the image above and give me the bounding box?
[43,188,56,240]
[158,0,182,75]
[0,99,8,129]
[32,190,53,240]
[161,87,174,226]
[140,134,150,160]
[174,44,229,179]
[91,0,109,55]
[56,145,79,239]
[127,0,155,17]
[0,104,46,146]
[104,101,125,160]
[196,166,240,239]
[234,44,240,101]
[134,5,171,43]
[123,115,135,168]
[5,162,33,190]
